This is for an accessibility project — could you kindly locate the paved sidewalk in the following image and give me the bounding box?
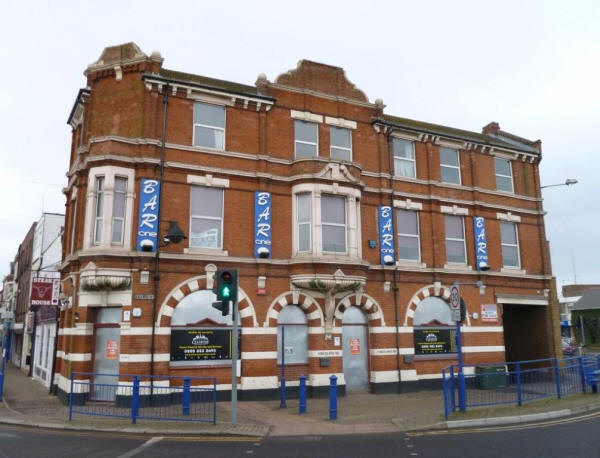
[2,363,600,437]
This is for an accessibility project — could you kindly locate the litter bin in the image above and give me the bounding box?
[476,365,508,389]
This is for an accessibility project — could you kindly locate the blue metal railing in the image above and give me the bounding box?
[68,372,217,424]
[442,356,600,420]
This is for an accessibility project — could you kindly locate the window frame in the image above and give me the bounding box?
[294,120,319,159]
[189,185,224,250]
[296,193,312,253]
[329,126,352,161]
[396,209,421,262]
[444,215,467,264]
[500,221,521,269]
[192,101,226,150]
[393,138,416,178]
[111,176,128,245]
[321,194,347,254]
[93,176,105,246]
[494,157,514,193]
[440,147,461,185]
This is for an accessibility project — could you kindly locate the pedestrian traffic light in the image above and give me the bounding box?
[211,299,229,316]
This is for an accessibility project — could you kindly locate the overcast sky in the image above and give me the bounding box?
[0,0,598,289]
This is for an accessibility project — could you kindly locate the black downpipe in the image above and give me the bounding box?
[150,84,169,399]
[386,130,402,393]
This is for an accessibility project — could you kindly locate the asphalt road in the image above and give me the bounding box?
[2,410,600,458]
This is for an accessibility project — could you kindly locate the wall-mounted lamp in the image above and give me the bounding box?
[161,221,187,246]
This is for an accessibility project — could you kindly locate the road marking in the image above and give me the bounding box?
[117,436,163,458]
[162,436,261,443]
[407,409,600,436]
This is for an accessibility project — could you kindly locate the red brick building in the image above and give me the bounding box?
[55,42,560,401]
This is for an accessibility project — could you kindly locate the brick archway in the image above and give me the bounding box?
[264,291,324,328]
[403,283,471,326]
[333,292,385,327]
[156,274,257,330]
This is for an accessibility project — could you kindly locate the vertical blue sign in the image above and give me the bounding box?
[473,216,489,270]
[136,179,161,252]
[378,206,395,265]
[254,191,271,258]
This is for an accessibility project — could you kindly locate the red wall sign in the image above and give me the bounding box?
[349,338,361,355]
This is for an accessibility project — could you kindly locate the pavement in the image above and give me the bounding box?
[2,363,600,438]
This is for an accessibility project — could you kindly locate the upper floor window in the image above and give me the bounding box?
[295,120,318,158]
[293,184,361,258]
[193,102,225,150]
[93,177,105,245]
[500,222,520,268]
[111,177,127,244]
[393,138,416,178]
[494,157,514,193]
[440,147,461,185]
[330,127,352,161]
[190,186,223,249]
[297,194,312,252]
[84,166,135,251]
[445,215,466,264]
[321,194,346,253]
[396,209,420,261]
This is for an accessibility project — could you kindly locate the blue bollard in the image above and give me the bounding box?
[131,376,139,424]
[182,377,191,415]
[299,374,306,414]
[329,375,337,420]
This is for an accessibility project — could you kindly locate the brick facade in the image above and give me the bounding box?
[55,43,560,400]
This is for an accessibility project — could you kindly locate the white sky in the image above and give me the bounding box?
[0,0,598,288]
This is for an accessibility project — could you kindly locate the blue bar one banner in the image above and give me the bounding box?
[378,206,395,265]
[473,216,489,270]
[136,179,161,252]
[254,191,272,258]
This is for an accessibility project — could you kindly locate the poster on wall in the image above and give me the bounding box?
[481,304,499,322]
[378,206,395,265]
[170,328,241,362]
[106,340,119,360]
[136,179,161,252]
[414,328,457,355]
[254,191,272,258]
[349,338,361,355]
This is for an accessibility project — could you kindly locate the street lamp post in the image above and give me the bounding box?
[540,178,578,189]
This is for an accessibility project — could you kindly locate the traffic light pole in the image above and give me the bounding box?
[231,298,238,427]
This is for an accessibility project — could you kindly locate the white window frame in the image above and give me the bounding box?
[329,126,352,161]
[111,176,128,245]
[321,194,347,254]
[393,137,416,178]
[93,176,104,246]
[500,221,521,269]
[396,209,421,262]
[494,157,514,193]
[83,166,135,251]
[292,183,361,259]
[294,120,318,158]
[192,101,226,150]
[189,185,224,250]
[440,147,461,185]
[444,215,467,265]
[296,193,312,253]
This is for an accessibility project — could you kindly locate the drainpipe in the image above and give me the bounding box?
[386,129,402,392]
[150,84,169,397]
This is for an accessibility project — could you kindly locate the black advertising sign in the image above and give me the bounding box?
[414,328,457,355]
[170,328,241,362]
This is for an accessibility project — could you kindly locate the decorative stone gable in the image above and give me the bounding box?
[274,60,369,102]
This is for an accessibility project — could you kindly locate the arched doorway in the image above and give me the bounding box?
[342,306,369,391]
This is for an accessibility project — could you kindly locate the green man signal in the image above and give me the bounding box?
[212,268,238,315]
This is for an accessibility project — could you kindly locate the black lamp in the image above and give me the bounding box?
[162,221,187,246]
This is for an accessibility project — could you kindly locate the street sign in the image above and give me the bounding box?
[450,285,460,310]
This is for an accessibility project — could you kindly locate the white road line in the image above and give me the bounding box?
[117,436,163,458]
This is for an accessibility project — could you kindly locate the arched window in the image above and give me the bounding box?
[277,305,308,364]
[413,297,456,357]
[170,290,239,366]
